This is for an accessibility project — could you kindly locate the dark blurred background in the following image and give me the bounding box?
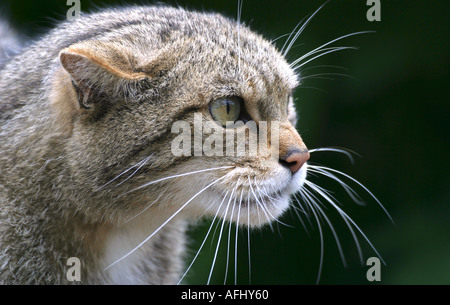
[1,0,447,284]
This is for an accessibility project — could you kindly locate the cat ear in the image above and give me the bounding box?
[58,41,148,109]
[51,41,173,133]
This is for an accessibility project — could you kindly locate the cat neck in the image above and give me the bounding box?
[101,209,187,284]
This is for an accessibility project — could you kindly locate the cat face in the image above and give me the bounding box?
[53,6,309,226]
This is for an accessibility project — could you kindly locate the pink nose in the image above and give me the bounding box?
[281,150,310,174]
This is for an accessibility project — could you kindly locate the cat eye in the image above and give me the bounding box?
[209,96,246,127]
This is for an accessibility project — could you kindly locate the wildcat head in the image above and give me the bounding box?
[50,6,309,227]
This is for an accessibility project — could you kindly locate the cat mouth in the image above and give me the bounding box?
[206,185,293,227]
[207,164,308,226]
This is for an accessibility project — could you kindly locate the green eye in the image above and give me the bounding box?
[209,96,242,127]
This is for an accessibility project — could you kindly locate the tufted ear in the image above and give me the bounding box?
[58,41,148,110]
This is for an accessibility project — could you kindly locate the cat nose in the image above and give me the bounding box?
[280,149,310,174]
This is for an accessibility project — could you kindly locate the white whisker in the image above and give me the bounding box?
[116,154,152,186]
[300,72,356,82]
[237,0,243,74]
[300,64,349,73]
[305,180,386,265]
[251,179,292,228]
[207,182,238,285]
[235,190,243,285]
[270,32,292,45]
[308,167,365,205]
[246,193,252,283]
[126,166,233,194]
[177,191,230,285]
[309,147,360,164]
[282,1,329,57]
[291,46,354,69]
[104,175,227,271]
[299,188,324,285]
[293,47,357,71]
[292,193,311,237]
[224,188,237,284]
[302,186,347,267]
[290,31,374,70]
[121,186,168,225]
[250,181,276,229]
[280,15,308,56]
[309,165,393,223]
[340,210,364,266]
[95,154,152,191]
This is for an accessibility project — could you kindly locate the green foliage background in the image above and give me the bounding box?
[2,0,448,284]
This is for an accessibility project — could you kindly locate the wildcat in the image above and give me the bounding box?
[0,3,387,284]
